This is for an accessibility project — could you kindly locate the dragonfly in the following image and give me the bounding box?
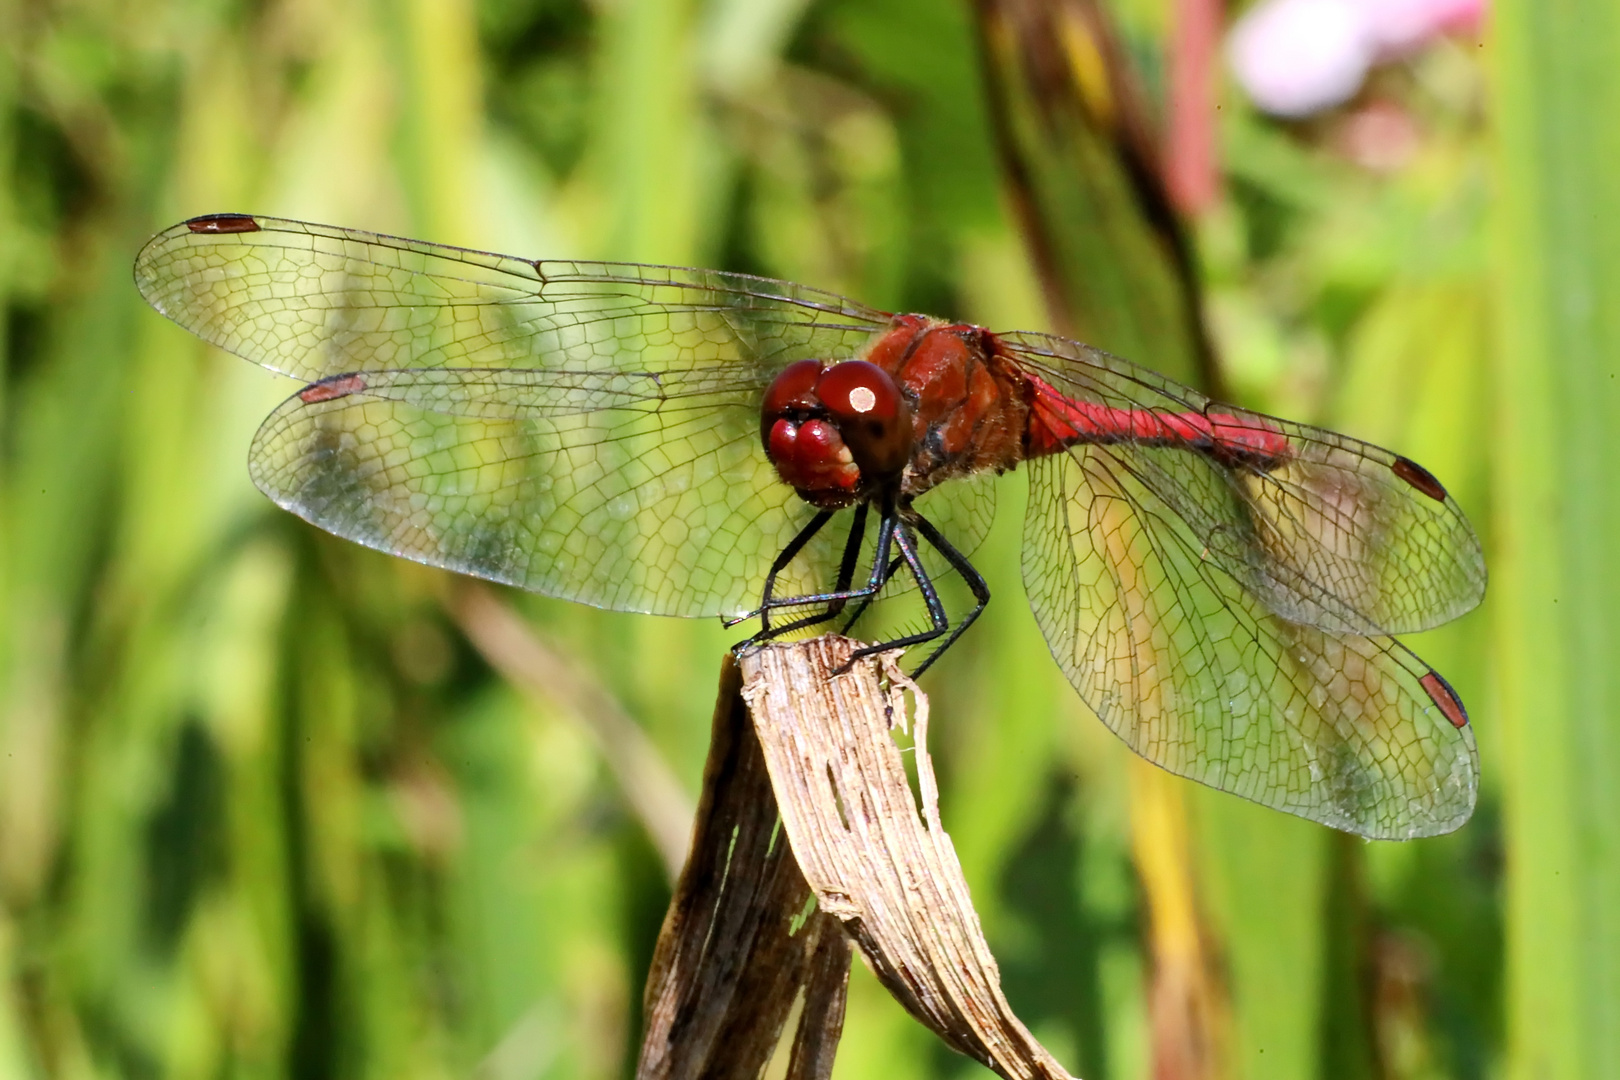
[135,213,1486,840]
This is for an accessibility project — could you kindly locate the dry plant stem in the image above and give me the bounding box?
[972,0,1222,396]
[446,581,695,878]
[637,655,851,1080]
[740,637,1074,1080]
[784,930,855,1080]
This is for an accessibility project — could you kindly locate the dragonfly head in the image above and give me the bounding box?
[762,358,914,507]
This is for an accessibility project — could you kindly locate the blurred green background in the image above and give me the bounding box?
[1,0,1614,1077]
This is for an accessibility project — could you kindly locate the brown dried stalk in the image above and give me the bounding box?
[739,637,1072,1080]
[636,656,851,1080]
[638,636,1072,1080]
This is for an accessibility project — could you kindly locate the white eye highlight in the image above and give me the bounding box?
[848,386,877,413]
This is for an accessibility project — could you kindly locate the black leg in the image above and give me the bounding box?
[737,498,991,678]
[736,503,872,643]
[837,553,903,635]
[733,508,892,621]
[903,511,991,677]
[845,519,953,666]
[723,509,834,632]
[733,503,903,649]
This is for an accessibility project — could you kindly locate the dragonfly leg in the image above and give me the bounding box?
[734,504,872,643]
[844,516,955,669]
[732,503,900,650]
[902,511,990,678]
[837,552,904,635]
[737,499,989,678]
[723,509,836,631]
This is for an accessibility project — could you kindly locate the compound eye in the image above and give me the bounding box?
[815,360,912,479]
[816,360,903,426]
[762,359,826,418]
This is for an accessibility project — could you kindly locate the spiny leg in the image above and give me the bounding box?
[737,502,990,673]
[737,503,872,644]
[846,517,953,666]
[760,508,837,635]
[724,508,834,634]
[838,551,904,635]
[734,501,904,649]
[903,511,990,677]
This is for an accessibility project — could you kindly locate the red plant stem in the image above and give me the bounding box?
[1166,0,1224,214]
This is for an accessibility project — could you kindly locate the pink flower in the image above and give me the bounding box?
[1364,0,1484,53]
[1228,0,1484,117]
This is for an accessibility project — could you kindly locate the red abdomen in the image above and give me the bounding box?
[1023,372,1292,469]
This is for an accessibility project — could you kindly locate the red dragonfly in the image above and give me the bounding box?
[135,214,1485,839]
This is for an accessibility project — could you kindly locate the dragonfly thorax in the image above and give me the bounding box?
[861,315,1034,497]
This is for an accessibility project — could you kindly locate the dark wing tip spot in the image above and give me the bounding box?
[186,213,262,235]
[1391,455,1448,502]
[299,374,368,404]
[1419,669,1470,728]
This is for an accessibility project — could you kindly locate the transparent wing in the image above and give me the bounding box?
[1000,331,1486,636]
[138,214,1006,615]
[133,214,892,386]
[251,368,994,618]
[1022,447,1477,838]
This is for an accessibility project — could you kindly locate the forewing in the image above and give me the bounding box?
[1022,448,1476,838]
[251,368,884,617]
[134,214,890,385]
[137,214,954,616]
[1001,331,1485,636]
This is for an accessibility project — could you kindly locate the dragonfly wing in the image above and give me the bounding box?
[1001,331,1486,636]
[1022,448,1477,838]
[251,368,876,618]
[134,215,890,383]
[139,216,1001,619]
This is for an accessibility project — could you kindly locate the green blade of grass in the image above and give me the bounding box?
[1491,3,1620,1077]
